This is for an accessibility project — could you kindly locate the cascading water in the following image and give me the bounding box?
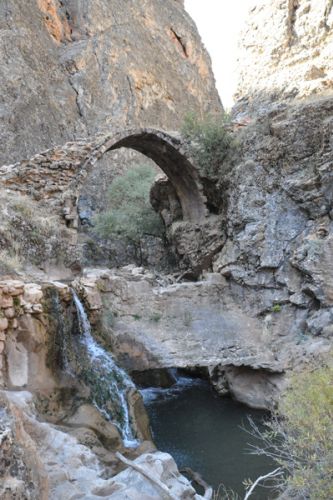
[72,290,138,447]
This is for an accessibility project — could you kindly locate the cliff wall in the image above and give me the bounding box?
[0,0,221,165]
[236,0,333,107]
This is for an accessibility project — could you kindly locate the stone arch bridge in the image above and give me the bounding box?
[0,128,208,224]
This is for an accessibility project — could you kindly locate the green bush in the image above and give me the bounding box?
[181,111,232,178]
[94,165,165,246]
[249,365,333,499]
[149,312,162,323]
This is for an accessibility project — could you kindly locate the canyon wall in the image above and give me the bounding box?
[0,0,221,165]
[236,0,333,107]
[0,1,332,496]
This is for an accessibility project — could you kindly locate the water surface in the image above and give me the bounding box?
[142,376,276,498]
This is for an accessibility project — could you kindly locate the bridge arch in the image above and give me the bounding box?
[0,128,208,224]
[79,128,208,222]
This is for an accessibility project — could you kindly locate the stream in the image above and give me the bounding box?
[141,375,277,498]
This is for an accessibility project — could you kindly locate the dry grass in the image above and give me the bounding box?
[0,248,23,272]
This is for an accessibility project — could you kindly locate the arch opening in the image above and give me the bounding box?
[88,129,207,223]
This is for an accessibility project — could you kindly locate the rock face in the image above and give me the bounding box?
[74,265,331,409]
[201,0,333,405]
[0,391,202,499]
[0,279,54,389]
[74,267,278,371]
[0,279,203,498]
[0,0,221,165]
[236,0,333,106]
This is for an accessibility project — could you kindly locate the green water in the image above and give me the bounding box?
[141,376,277,498]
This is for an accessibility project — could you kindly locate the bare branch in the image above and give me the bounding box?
[244,468,283,500]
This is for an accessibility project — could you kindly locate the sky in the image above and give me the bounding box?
[184,0,253,109]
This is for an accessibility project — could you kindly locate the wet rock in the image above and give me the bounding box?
[132,368,177,389]
[65,404,122,450]
[127,389,152,442]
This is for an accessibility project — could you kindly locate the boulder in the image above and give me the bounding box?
[92,451,203,499]
[224,366,287,410]
[65,404,122,449]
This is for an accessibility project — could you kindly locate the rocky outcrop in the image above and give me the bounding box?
[74,267,279,370]
[211,365,287,410]
[0,0,221,166]
[236,0,333,106]
[215,96,333,340]
[0,390,202,499]
[73,257,332,409]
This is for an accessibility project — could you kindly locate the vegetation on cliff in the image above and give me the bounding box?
[181,111,232,179]
[249,365,333,499]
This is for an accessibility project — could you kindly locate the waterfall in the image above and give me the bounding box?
[72,290,138,447]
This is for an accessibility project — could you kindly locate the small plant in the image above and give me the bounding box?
[132,313,142,321]
[13,296,23,315]
[271,304,281,313]
[181,111,232,179]
[149,312,162,323]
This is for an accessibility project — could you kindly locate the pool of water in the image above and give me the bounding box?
[141,376,277,498]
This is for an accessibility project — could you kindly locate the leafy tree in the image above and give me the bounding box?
[181,111,232,178]
[248,365,333,499]
[94,164,164,247]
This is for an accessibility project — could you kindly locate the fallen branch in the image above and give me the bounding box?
[180,467,213,499]
[115,451,179,500]
[244,467,283,500]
